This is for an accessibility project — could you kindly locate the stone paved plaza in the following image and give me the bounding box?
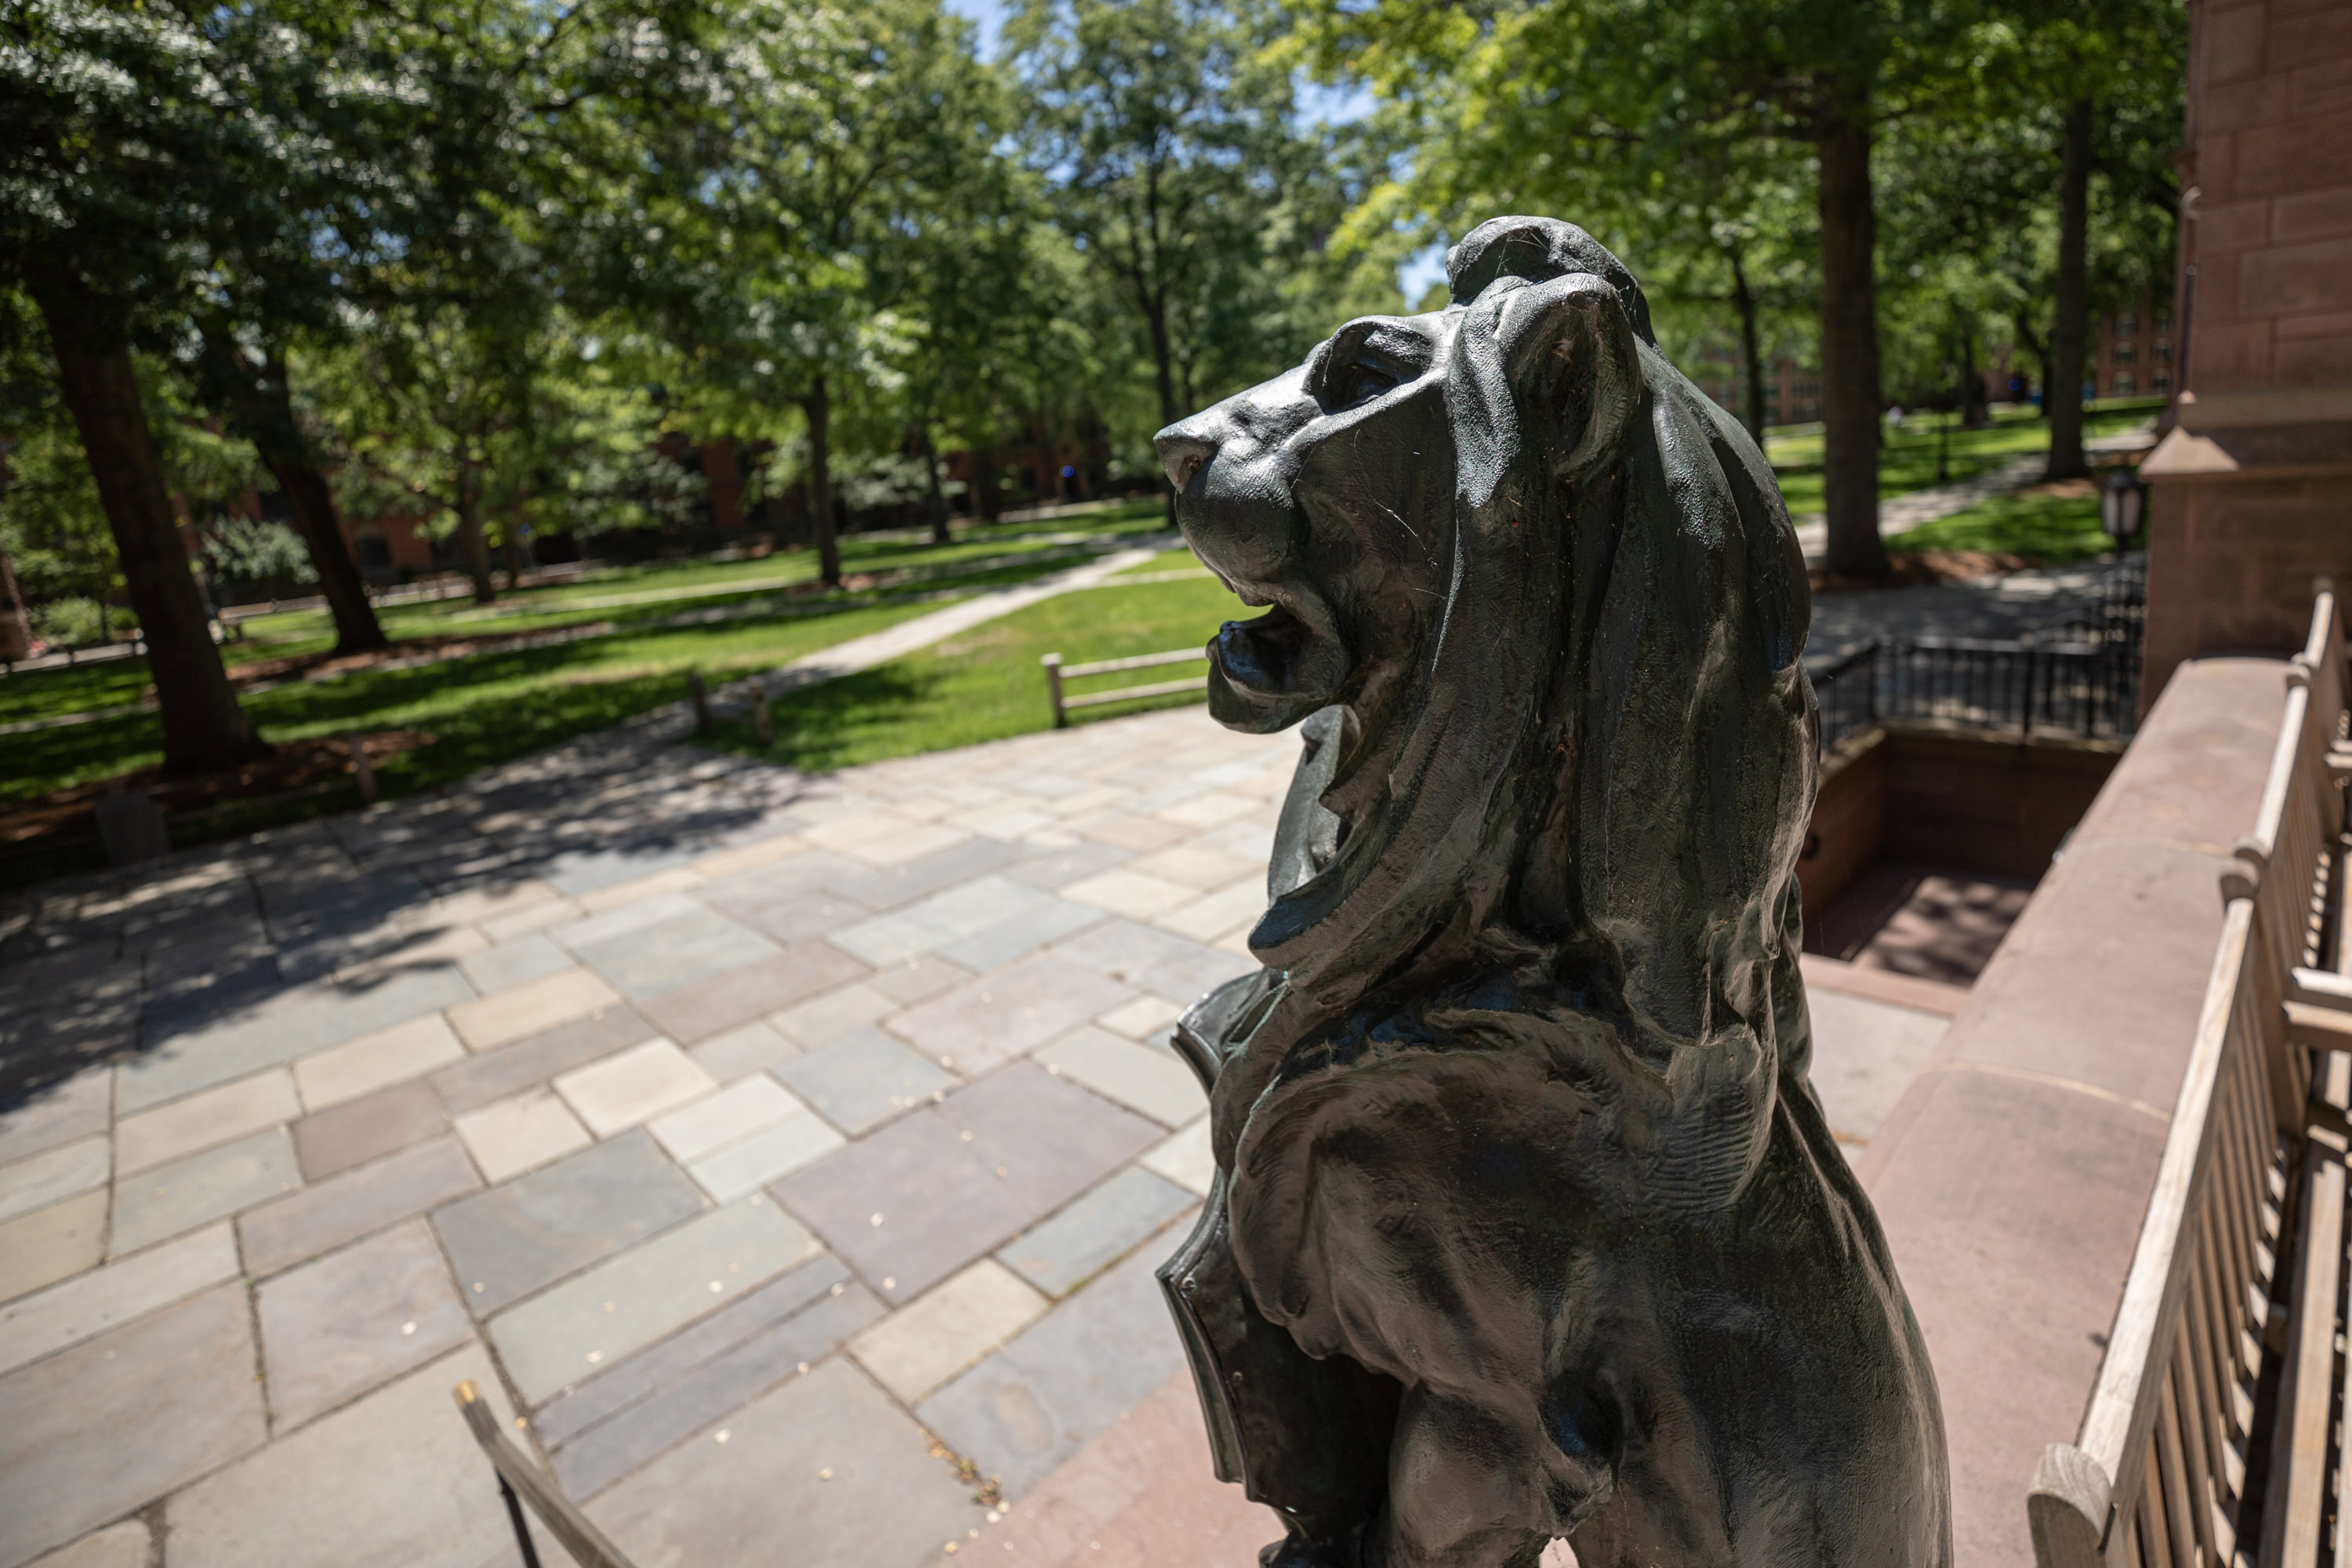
[0,698,1957,1568]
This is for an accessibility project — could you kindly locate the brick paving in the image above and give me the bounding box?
[0,703,1284,1568]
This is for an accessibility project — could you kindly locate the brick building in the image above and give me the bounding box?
[2090,303,2179,399]
[2138,0,2352,706]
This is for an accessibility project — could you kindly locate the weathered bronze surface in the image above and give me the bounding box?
[1151,216,1951,1568]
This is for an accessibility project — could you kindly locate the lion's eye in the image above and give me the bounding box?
[1334,360,1399,410]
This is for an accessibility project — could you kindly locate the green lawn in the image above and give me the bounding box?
[1887,489,2114,563]
[703,573,1245,775]
[0,501,1171,729]
[1762,398,2164,516]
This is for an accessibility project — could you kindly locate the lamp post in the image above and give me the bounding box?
[2100,465,2147,550]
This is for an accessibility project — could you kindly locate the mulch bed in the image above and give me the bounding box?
[0,731,431,846]
[214,636,517,688]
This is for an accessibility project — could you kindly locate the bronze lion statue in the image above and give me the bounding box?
[1150,217,1949,1568]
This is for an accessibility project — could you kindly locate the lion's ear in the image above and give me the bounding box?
[1493,273,1642,484]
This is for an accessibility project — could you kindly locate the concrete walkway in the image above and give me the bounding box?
[0,695,1961,1568]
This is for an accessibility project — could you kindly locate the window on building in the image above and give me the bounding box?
[2153,372,2172,393]
[2157,308,2172,331]
[2154,340,2172,362]
[2113,372,2136,394]
[2115,312,2136,336]
[2114,344,2136,365]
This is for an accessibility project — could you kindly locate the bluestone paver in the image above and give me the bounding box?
[552,1277,884,1498]
[775,1109,1031,1305]
[685,1020,803,1081]
[110,1128,302,1257]
[0,1223,240,1377]
[115,1069,301,1176]
[833,877,1098,969]
[22,1521,150,1568]
[0,1189,107,1306]
[637,942,872,1042]
[289,1078,446,1181]
[1049,919,1250,1008]
[649,1074,802,1161]
[917,1240,1192,1498]
[1035,1027,1207,1128]
[862,953,973,1006]
[452,1090,593,1182]
[488,1196,818,1403]
[427,1004,658,1114]
[775,1028,957,1135]
[532,1253,854,1448]
[118,965,476,1115]
[998,1167,1195,1297]
[689,1113,844,1200]
[563,902,779,1000]
[585,1358,980,1566]
[0,1284,266,1568]
[456,932,574,994]
[238,1134,481,1278]
[432,1131,706,1314]
[771,980,899,1047]
[446,967,624,1051]
[0,1135,109,1227]
[290,1015,466,1111]
[815,835,1028,911]
[0,1071,111,1168]
[1139,1117,1216,1197]
[848,1258,1050,1403]
[996,840,1134,891]
[948,1063,1163,1219]
[1128,844,1261,891]
[554,1039,717,1137]
[162,1344,527,1568]
[256,1219,470,1432]
[1095,993,1185,1041]
[885,954,1135,1074]
[1062,867,1196,920]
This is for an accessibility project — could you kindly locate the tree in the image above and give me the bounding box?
[1,2,272,770]
[1007,0,1335,438]
[1298,0,1981,576]
[597,0,1000,587]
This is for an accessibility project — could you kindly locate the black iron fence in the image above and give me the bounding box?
[1813,557,2145,754]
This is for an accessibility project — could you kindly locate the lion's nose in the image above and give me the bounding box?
[1154,431,1218,493]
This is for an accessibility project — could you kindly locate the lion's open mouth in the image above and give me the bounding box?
[1206,597,1351,733]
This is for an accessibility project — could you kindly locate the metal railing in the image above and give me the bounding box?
[1041,647,1207,728]
[1813,558,2146,755]
[2028,584,2350,1568]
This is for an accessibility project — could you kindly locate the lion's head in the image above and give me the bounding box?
[1157,215,1815,1111]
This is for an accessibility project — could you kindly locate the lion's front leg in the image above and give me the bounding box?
[1374,1387,1556,1568]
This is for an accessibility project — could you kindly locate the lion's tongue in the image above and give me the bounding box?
[1214,605,1312,697]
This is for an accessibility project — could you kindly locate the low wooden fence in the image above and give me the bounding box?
[2030,583,2350,1568]
[1041,647,1207,728]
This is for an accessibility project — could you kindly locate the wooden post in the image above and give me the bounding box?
[688,672,710,732]
[346,735,376,804]
[1043,653,1066,728]
[752,684,773,746]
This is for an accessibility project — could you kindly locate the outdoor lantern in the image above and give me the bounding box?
[2100,465,2147,543]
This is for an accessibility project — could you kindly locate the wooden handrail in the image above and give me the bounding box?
[2029,585,2349,1568]
[453,1380,637,1568]
[1041,647,1207,728]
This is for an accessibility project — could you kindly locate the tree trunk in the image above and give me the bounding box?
[1817,109,1886,576]
[804,376,841,587]
[0,539,31,662]
[1145,296,1181,527]
[2011,309,2050,418]
[975,442,1000,523]
[456,463,495,604]
[915,424,951,545]
[33,274,270,772]
[1730,248,1769,440]
[500,520,524,588]
[2045,98,2095,481]
[196,328,389,654]
[1961,326,1986,427]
